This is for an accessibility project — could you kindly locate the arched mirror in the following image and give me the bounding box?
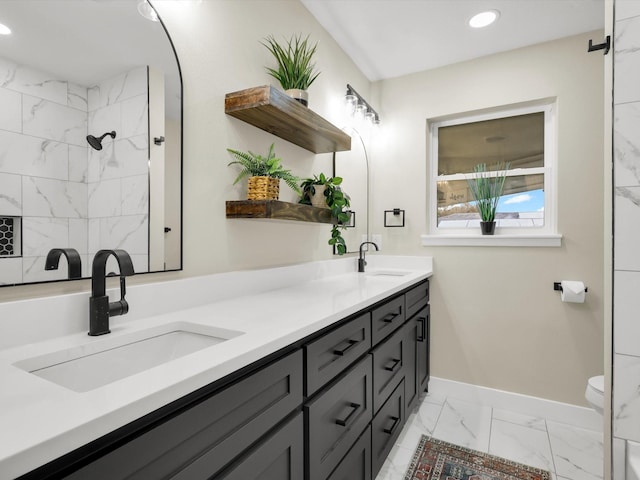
[334,129,370,254]
[0,0,182,286]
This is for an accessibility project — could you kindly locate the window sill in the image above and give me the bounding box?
[420,233,562,247]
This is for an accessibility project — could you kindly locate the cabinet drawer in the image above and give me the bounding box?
[326,425,371,480]
[66,350,303,480]
[406,280,429,320]
[305,313,371,396]
[371,294,405,346]
[214,412,303,480]
[306,355,373,480]
[372,379,405,477]
[372,324,406,413]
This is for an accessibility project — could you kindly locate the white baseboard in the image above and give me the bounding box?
[430,376,603,432]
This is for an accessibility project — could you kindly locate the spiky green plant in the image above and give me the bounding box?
[299,173,351,255]
[466,163,510,222]
[261,34,320,90]
[227,143,301,194]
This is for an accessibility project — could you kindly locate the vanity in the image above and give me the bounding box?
[0,256,432,479]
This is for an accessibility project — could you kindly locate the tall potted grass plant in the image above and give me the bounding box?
[466,163,509,235]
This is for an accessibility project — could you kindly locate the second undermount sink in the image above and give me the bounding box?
[365,270,412,277]
[13,322,244,392]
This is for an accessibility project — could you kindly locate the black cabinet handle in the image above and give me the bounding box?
[417,316,426,342]
[335,402,361,427]
[333,339,360,356]
[383,416,401,435]
[384,358,401,372]
[382,312,400,323]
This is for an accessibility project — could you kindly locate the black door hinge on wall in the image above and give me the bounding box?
[588,35,611,55]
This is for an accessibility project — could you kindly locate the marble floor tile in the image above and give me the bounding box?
[547,421,604,480]
[492,407,547,431]
[395,400,443,450]
[375,443,415,480]
[489,419,556,472]
[431,397,492,452]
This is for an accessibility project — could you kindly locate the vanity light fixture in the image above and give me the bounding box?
[0,23,11,35]
[344,84,380,125]
[468,10,500,28]
[137,0,159,22]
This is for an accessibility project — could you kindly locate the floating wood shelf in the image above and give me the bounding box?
[226,200,340,224]
[225,85,351,154]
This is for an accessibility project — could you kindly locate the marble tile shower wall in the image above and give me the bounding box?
[87,66,150,274]
[613,0,640,469]
[0,59,149,285]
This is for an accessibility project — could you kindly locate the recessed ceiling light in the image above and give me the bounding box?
[469,10,500,29]
[137,0,159,22]
[0,23,12,35]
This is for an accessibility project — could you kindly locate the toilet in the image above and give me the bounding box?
[585,375,604,415]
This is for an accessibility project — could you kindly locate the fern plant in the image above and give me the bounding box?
[466,162,510,222]
[227,143,301,194]
[261,34,320,90]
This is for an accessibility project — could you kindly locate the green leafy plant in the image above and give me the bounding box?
[300,173,351,255]
[261,34,320,90]
[227,143,301,194]
[466,162,510,222]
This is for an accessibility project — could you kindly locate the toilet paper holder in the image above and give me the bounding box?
[553,282,588,293]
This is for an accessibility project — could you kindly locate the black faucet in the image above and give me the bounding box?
[89,249,135,336]
[45,248,82,279]
[358,241,379,273]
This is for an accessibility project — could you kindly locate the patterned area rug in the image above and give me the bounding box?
[404,436,551,480]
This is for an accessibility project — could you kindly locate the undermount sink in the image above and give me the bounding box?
[13,322,244,392]
[365,270,411,277]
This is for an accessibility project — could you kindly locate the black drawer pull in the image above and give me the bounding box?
[384,358,401,372]
[417,316,426,342]
[333,339,360,356]
[382,312,400,323]
[335,402,361,427]
[383,416,401,435]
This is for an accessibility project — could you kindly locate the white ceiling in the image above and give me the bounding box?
[300,0,605,81]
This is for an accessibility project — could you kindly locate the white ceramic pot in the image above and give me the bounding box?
[285,89,309,107]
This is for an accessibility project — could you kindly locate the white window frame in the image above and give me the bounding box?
[422,100,562,247]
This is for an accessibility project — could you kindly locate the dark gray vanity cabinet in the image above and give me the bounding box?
[64,350,303,480]
[372,322,408,413]
[416,304,431,393]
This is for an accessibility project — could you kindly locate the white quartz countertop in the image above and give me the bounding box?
[0,255,432,478]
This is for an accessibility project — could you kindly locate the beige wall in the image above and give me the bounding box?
[370,31,605,405]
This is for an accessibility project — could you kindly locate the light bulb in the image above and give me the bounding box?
[344,94,357,116]
[355,104,367,122]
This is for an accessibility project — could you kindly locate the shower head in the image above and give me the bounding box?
[86,131,116,151]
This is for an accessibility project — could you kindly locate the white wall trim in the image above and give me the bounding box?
[430,376,602,432]
[420,233,563,247]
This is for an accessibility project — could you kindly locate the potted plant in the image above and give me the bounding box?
[466,162,509,235]
[261,34,320,107]
[227,143,301,200]
[300,173,351,254]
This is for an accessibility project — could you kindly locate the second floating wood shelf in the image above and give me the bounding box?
[226,200,342,225]
[225,85,351,154]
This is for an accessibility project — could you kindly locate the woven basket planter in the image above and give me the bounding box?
[247,176,280,200]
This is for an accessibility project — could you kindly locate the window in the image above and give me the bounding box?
[423,101,560,246]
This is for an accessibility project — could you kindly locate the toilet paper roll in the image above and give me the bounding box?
[561,280,586,303]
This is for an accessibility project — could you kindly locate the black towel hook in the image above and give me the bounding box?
[588,36,610,55]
